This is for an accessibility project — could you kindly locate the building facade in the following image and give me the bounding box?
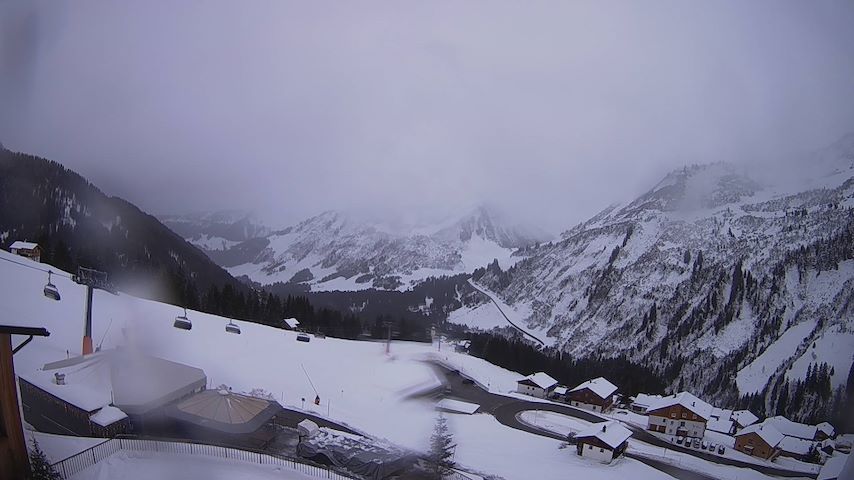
[9,241,41,263]
[516,373,558,399]
[566,378,617,413]
[734,425,783,460]
[647,403,707,438]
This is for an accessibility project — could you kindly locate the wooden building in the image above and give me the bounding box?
[9,241,42,263]
[0,325,50,480]
[575,421,632,463]
[646,392,712,438]
[516,372,558,398]
[734,424,783,460]
[566,377,618,413]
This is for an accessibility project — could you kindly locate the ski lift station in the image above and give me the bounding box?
[17,348,282,447]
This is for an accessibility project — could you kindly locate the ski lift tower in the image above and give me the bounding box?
[72,267,116,355]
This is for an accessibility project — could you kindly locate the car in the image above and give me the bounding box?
[692,438,701,448]
[676,436,684,445]
[296,333,311,342]
[717,445,726,455]
[709,443,717,452]
[701,441,709,450]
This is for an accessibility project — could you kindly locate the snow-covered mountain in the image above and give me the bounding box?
[169,206,552,291]
[160,210,271,251]
[466,133,854,418]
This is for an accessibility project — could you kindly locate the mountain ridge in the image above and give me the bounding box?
[162,205,553,291]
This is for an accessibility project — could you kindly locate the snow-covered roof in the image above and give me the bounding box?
[518,372,558,390]
[90,405,128,427]
[110,352,207,415]
[569,377,618,399]
[631,393,663,408]
[707,417,734,434]
[21,349,207,415]
[763,416,817,440]
[298,419,320,438]
[283,318,300,329]
[553,386,568,396]
[646,392,713,420]
[575,421,632,449]
[10,241,39,250]
[710,407,732,420]
[732,410,759,428]
[817,422,836,437]
[779,436,815,455]
[20,351,114,412]
[436,398,480,415]
[736,424,784,448]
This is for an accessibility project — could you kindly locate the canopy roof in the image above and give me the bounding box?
[166,389,282,434]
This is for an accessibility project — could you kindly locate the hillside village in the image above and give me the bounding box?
[1,245,851,480]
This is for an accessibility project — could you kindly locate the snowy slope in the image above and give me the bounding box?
[0,249,439,450]
[4,250,682,480]
[468,133,854,408]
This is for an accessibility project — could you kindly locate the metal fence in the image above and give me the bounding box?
[51,437,357,480]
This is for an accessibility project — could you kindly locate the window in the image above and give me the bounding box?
[600,448,604,453]
[680,421,685,427]
[588,445,593,450]
[670,413,676,418]
[682,413,687,418]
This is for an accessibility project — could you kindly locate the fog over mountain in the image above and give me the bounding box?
[2,1,854,233]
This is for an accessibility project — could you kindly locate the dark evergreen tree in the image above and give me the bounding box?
[426,414,456,479]
[28,439,61,480]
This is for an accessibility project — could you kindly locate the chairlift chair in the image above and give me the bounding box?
[43,271,61,301]
[173,308,192,330]
[225,320,241,334]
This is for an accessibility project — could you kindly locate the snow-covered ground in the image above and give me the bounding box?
[26,431,105,464]
[736,318,817,394]
[448,414,668,480]
[2,250,674,479]
[68,451,320,480]
[786,323,854,388]
[522,410,812,480]
[460,280,556,346]
[1,249,439,451]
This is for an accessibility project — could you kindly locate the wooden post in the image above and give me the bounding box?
[0,333,30,480]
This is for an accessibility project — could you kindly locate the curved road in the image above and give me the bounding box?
[433,364,816,480]
[467,280,545,346]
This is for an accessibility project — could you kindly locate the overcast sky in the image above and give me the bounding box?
[2,1,854,233]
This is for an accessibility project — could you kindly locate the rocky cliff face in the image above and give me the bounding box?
[471,135,854,415]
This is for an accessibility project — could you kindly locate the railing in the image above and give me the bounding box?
[51,437,358,480]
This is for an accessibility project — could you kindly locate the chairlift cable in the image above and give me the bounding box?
[0,255,73,278]
[300,363,319,396]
